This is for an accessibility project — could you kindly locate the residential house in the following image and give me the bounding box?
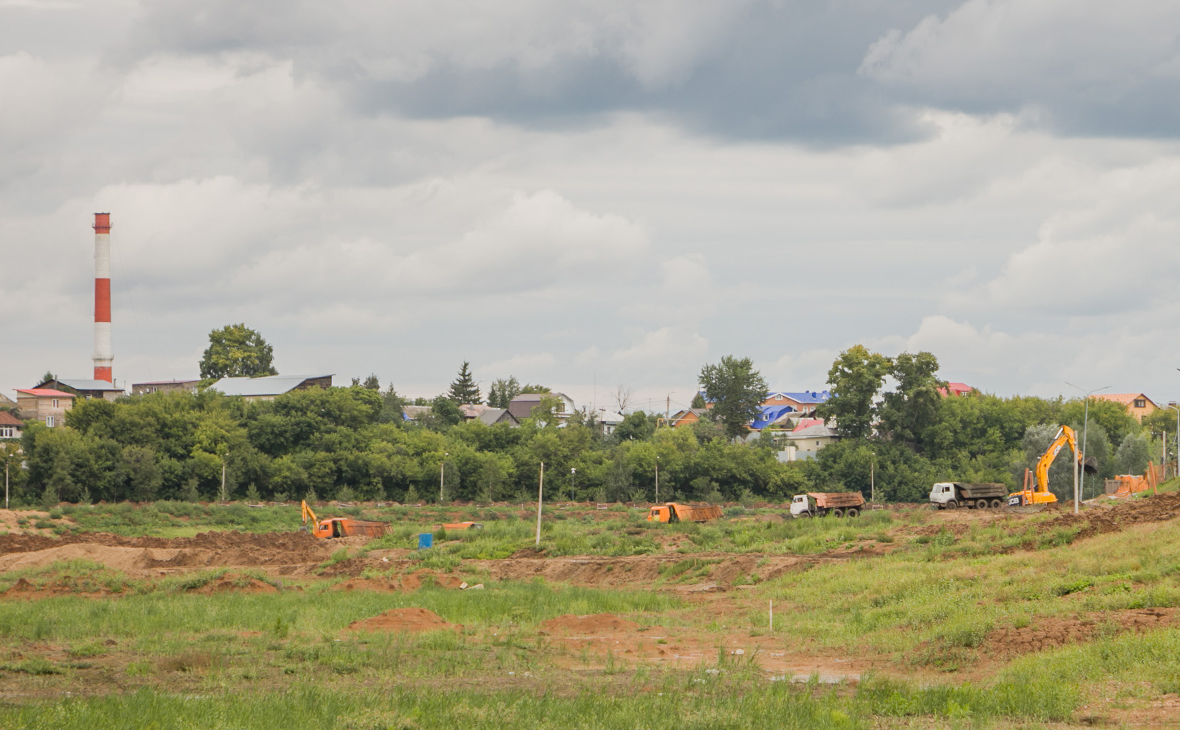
[459,404,520,427]
[670,408,708,428]
[750,404,797,431]
[507,393,575,423]
[761,391,830,415]
[938,382,975,397]
[401,405,432,421]
[0,411,21,440]
[590,409,625,436]
[1093,393,1160,422]
[36,378,124,402]
[132,379,201,396]
[778,423,839,461]
[208,374,334,402]
[15,388,75,428]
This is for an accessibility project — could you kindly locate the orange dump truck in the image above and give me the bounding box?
[789,492,865,518]
[301,500,391,539]
[647,502,723,523]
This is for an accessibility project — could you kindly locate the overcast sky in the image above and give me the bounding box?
[4,0,1180,412]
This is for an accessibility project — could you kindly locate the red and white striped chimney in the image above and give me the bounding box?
[93,213,113,383]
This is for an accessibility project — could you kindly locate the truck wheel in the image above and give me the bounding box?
[799,512,811,518]
[832,508,845,518]
[989,499,1002,509]
[976,499,989,510]
[845,507,860,518]
[945,500,957,509]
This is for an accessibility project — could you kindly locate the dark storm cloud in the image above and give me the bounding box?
[123,0,1180,143]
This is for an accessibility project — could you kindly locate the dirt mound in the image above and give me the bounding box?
[1044,493,1180,539]
[1,576,114,600]
[347,607,460,633]
[540,613,639,634]
[0,530,328,560]
[988,608,1174,656]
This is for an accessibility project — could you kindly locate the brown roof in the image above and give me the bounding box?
[0,412,21,427]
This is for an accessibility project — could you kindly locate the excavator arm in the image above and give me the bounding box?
[1012,425,1099,505]
[301,500,318,527]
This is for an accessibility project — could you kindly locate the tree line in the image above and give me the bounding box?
[4,323,1169,507]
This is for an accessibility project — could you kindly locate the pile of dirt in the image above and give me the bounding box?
[347,607,461,633]
[988,608,1174,656]
[2,576,115,600]
[333,578,401,593]
[539,613,639,634]
[1043,493,1180,540]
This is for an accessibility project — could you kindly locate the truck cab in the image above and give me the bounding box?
[929,482,956,507]
[789,494,813,518]
[648,505,673,523]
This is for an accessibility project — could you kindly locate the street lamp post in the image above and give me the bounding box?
[655,456,660,504]
[1065,383,1111,513]
[870,451,876,504]
[439,452,448,503]
[1167,405,1180,480]
[570,468,576,501]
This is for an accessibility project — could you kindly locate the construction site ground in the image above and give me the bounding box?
[2,491,1180,728]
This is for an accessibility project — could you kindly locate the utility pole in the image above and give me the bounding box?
[536,462,544,547]
[870,452,875,504]
[439,452,448,503]
[220,450,229,502]
[1066,383,1110,513]
[655,457,660,504]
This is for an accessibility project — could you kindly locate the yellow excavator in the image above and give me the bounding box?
[1008,425,1098,506]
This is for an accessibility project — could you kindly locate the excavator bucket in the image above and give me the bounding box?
[1083,457,1098,474]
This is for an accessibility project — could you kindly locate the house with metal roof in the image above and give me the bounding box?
[507,392,575,424]
[208,374,333,402]
[938,382,976,398]
[16,388,75,428]
[778,423,839,461]
[35,378,124,402]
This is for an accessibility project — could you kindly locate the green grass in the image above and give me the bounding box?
[0,575,680,642]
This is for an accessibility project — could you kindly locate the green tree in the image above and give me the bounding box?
[378,385,406,424]
[877,351,945,452]
[424,396,463,430]
[123,446,163,501]
[818,345,892,440]
[1113,433,1149,476]
[199,324,278,379]
[520,384,550,394]
[698,356,768,440]
[690,392,707,409]
[487,377,521,409]
[447,362,482,404]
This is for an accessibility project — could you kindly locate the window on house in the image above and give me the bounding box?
[1135,399,1146,409]
[46,416,54,428]
[51,399,59,408]
[816,441,821,446]
[0,428,9,438]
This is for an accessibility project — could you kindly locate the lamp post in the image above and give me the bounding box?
[1065,383,1110,512]
[654,456,660,504]
[570,467,576,501]
[439,452,448,503]
[220,449,229,503]
[1167,405,1180,480]
[870,451,876,504]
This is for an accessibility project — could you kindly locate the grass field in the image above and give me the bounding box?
[0,493,1178,727]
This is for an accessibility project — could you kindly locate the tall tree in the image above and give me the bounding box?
[447,362,482,404]
[817,345,892,440]
[877,351,945,452]
[690,392,707,409]
[698,356,768,440]
[199,324,278,379]
[487,376,521,409]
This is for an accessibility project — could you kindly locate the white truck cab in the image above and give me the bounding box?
[929,482,955,507]
[790,494,812,517]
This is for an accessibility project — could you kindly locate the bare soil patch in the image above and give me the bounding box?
[540,613,639,635]
[987,608,1175,657]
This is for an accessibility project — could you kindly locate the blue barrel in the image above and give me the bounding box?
[417,533,433,550]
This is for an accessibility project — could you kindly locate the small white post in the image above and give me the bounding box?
[536,461,544,547]
[769,600,773,631]
[220,451,229,502]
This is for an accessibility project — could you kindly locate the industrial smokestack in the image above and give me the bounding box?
[93,213,113,383]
